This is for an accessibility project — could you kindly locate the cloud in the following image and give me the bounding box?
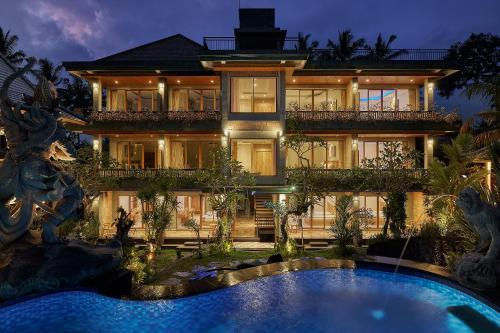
[22,0,111,58]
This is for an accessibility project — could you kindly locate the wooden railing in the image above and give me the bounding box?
[286,110,460,123]
[88,110,221,122]
[98,168,201,179]
[285,168,428,191]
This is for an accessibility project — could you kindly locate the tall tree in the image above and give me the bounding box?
[297,32,319,51]
[36,57,64,85]
[0,27,25,65]
[59,74,92,116]
[438,33,500,98]
[326,30,366,61]
[366,33,406,60]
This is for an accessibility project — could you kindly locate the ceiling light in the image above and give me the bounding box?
[148,80,152,84]
[365,79,370,82]
[221,60,226,64]
[176,80,181,84]
[337,79,341,83]
[280,60,286,64]
[292,79,296,83]
[114,80,118,84]
[410,79,414,83]
[210,80,214,83]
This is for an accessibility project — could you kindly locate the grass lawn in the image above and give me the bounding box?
[144,246,367,284]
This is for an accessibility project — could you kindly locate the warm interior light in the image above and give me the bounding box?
[158,82,165,90]
[158,139,165,149]
[280,60,286,64]
[428,138,434,145]
[114,80,118,84]
[410,79,414,83]
[210,80,214,83]
[92,139,99,150]
[176,80,181,84]
[365,79,370,82]
[292,79,296,83]
[337,79,341,83]
[221,60,226,64]
[92,82,98,90]
[148,80,152,84]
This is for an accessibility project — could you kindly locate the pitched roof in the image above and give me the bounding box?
[97,34,204,62]
[63,34,210,73]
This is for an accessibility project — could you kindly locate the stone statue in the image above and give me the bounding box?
[455,187,500,290]
[0,58,84,248]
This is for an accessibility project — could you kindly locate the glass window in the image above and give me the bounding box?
[203,90,215,111]
[126,91,139,111]
[111,89,126,111]
[140,91,152,111]
[328,89,345,110]
[171,141,219,169]
[118,195,141,228]
[383,90,396,111]
[299,90,313,111]
[172,88,188,111]
[143,142,156,169]
[286,89,300,111]
[232,77,276,113]
[313,144,327,168]
[326,141,343,169]
[232,139,276,175]
[314,90,328,111]
[176,195,201,229]
[397,89,410,111]
[360,89,369,111]
[185,142,199,169]
[201,142,218,168]
[188,89,202,111]
[118,142,157,169]
[286,142,312,168]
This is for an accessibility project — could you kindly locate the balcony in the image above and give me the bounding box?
[285,109,461,132]
[202,37,301,53]
[83,109,222,132]
[285,168,428,191]
[97,168,203,190]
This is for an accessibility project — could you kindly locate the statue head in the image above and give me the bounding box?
[457,187,483,215]
[33,77,57,109]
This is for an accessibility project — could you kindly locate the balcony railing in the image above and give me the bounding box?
[99,168,201,178]
[286,110,460,124]
[285,168,428,191]
[203,37,301,52]
[88,109,221,122]
[309,49,449,62]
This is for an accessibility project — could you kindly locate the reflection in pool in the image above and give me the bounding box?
[1,268,499,333]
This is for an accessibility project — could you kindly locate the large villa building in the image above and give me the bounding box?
[63,8,462,242]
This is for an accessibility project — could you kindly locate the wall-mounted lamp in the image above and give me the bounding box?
[352,138,358,149]
[92,82,98,91]
[428,82,434,90]
[221,60,226,64]
[92,139,100,151]
[352,82,358,93]
[158,139,165,150]
[158,82,165,90]
[428,138,434,146]
[353,195,359,202]
[224,128,232,137]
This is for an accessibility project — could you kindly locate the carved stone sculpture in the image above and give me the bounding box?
[455,187,500,290]
[0,58,84,248]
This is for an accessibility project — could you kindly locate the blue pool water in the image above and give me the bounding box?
[1,268,499,333]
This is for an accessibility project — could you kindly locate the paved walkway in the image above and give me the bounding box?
[233,241,274,250]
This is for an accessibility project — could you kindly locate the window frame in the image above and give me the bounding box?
[171,88,219,111]
[231,77,277,113]
[110,89,159,112]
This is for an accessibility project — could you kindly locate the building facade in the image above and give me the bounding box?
[64,8,461,242]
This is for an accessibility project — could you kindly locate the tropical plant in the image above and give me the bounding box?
[362,141,421,237]
[330,195,372,256]
[112,207,134,244]
[36,57,64,85]
[366,33,407,60]
[185,217,203,258]
[138,180,178,255]
[197,146,255,255]
[426,134,487,242]
[0,27,25,65]
[59,74,92,116]
[297,32,319,51]
[326,29,366,61]
[438,33,499,98]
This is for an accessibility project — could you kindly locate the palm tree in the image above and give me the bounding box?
[326,30,366,61]
[0,27,26,65]
[366,33,407,60]
[297,32,319,52]
[59,74,92,116]
[36,58,64,85]
[464,75,500,145]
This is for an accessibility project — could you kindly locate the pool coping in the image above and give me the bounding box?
[133,256,500,312]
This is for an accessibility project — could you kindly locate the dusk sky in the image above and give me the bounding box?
[1,0,498,118]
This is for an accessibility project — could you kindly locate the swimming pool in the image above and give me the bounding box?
[1,268,498,333]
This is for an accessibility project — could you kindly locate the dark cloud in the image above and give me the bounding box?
[1,0,498,117]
